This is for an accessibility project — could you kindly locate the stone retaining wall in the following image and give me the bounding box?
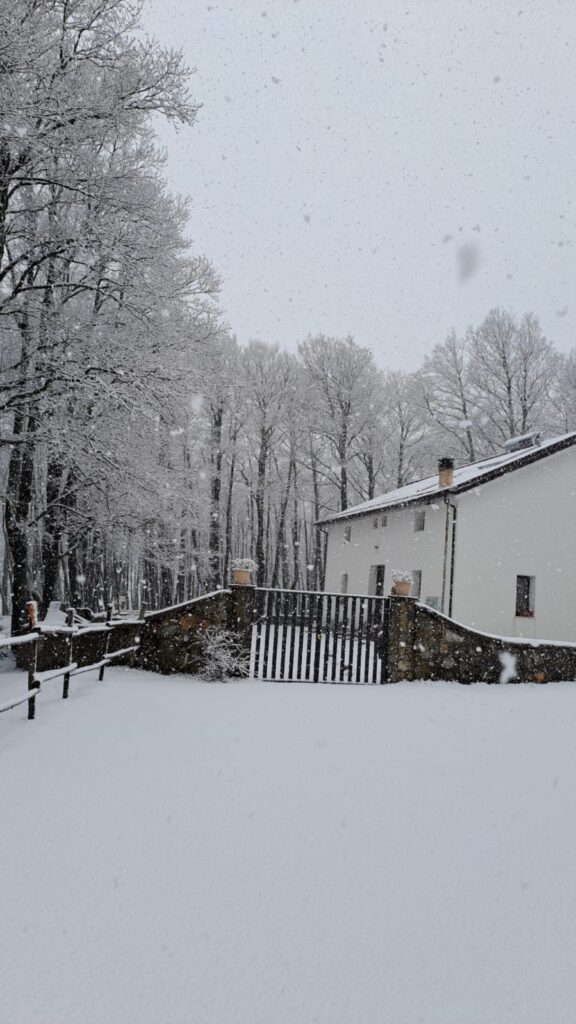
[28,589,571,684]
[387,597,576,684]
[135,587,255,675]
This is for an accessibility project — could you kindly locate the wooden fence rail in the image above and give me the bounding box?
[0,611,141,721]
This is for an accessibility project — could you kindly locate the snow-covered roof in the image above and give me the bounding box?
[320,431,576,525]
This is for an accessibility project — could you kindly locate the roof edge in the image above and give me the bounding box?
[317,432,576,526]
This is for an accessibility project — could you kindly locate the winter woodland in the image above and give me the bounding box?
[2,1,576,633]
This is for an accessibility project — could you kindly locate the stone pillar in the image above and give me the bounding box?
[387,596,417,682]
[227,584,256,660]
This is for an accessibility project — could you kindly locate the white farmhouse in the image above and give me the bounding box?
[321,432,576,642]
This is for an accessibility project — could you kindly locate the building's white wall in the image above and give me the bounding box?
[452,446,576,641]
[324,503,447,600]
[324,445,576,642]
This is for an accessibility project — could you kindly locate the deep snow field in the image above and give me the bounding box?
[1,667,576,1024]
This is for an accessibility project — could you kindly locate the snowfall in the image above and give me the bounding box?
[2,667,576,1024]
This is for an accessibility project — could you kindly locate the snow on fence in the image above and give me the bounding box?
[0,610,141,721]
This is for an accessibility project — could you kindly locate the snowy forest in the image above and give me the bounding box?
[2,0,576,631]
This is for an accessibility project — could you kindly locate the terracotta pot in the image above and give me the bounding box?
[232,568,252,586]
[392,580,412,597]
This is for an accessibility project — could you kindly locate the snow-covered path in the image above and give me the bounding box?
[2,669,576,1023]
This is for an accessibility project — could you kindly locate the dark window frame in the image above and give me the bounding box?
[515,575,535,618]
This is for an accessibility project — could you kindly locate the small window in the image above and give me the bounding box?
[343,525,351,543]
[380,515,388,527]
[341,573,348,594]
[372,517,379,529]
[411,570,422,599]
[414,510,425,532]
[516,575,535,617]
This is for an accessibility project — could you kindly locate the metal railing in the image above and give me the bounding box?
[251,588,390,683]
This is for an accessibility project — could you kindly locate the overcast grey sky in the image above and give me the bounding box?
[142,0,576,369]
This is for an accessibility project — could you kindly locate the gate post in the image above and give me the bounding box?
[227,584,256,662]
[386,596,417,682]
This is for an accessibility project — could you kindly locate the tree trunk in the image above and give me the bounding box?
[338,429,348,510]
[270,456,294,587]
[5,408,36,634]
[41,460,65,616]
[291,486,300,590]
[365,452,376,500]
[223,450,236,587]
[255,428,269,586]
[309,443,322,590]
[208,404,223,588]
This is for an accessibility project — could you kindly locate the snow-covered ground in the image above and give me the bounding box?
[2,669,576,1024]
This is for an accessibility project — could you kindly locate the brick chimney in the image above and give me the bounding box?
[438,457,454,488]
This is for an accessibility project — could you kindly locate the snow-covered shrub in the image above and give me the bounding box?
[199,626,250,681]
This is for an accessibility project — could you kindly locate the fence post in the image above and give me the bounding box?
[98,609,112,682]
[97,604,114,682]
[62,607,75,699]
[27,631,39,720]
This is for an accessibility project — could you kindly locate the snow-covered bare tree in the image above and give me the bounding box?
[299,335,380,511]
[0,0,219,630]
[468,308,559,451]
[416,330,477,461]
[381,371,428,487]
[240,342,295,586]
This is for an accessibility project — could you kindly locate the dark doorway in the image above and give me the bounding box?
[369,564,386,596]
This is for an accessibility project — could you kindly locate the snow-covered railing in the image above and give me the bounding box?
[0,688,40,716]
[0,632,40,649]
[0,612,141,722]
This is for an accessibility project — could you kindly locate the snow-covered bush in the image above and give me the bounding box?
[199,626,250,681]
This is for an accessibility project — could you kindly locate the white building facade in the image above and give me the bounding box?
[321,433,576,642]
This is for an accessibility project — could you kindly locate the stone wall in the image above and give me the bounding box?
[28,589,575,684]
[13,620,141,673]
[10,590,255,679]
[136,587,255,675]
[387,597,576,684]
